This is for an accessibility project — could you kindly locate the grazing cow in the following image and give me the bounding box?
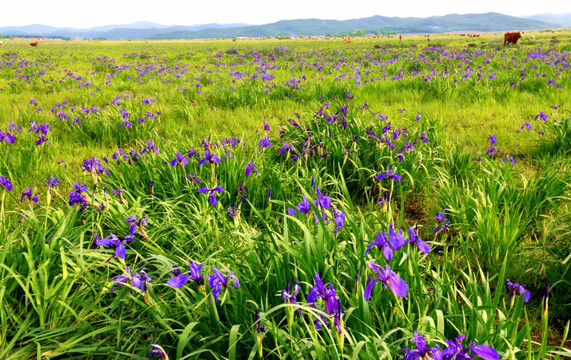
[30,42,39,47]
[503,31,523,46]
[0,41,5,46]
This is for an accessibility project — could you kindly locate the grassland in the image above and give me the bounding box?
[0,30,570,359]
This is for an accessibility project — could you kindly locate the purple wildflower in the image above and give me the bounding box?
[167,260,204,288]
[0,176,13,192]
[376,166,403,182]
[208,266,240,302]
[506,279,531,303]
[245,161,258,176]
[170,151,189,167]
[197,186,225,206]
[364,262,408,299]
[20,186,39,203]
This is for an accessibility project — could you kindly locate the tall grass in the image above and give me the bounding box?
[0,35,570,359]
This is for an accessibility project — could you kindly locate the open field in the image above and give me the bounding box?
[0,31,570,359]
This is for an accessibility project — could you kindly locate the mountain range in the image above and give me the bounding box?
[0,13,567,40]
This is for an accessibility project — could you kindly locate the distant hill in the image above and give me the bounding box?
[0,22,249,39]
[153,13,558,39]
[0,13,561,40]
[524,13,571,27]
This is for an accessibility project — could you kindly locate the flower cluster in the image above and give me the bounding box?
[403,332,499,360]
[306,273,343,333]
[112,266,151,293]
[288,186,345,233]
[505,279,531,303]
[166,260,204,288]
[0,176,13,192]
[434,208,450,234]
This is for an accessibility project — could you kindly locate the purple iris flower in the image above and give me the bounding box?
[259,136,272,151]
[534,111,548,121]
[0,176,13,192]
[502,156,515,166]
[167,260,204,288]
[279,142,296,155]
[281,280,301,308]
[365,224,407,260]
[467,344,501,360]
[96,232,135,261]
[9,121,22,132]
[408,227,430,253]
[197,186,225,206]
[82,157,110,175]
[68,188,87,210]
[314,187,332,210]
[111,266,131,290]
[125,215,148,236]
[20,186,39,203]
[306,273,343,333]
[364,262,408,299]
[208,266,240,302]
[148,344,168,360]
[434,209,450,234]
[441,335,500,360]
[387,223,407,250]
[376,166,403,182]
[487,134,497,145]
[505,279,531,303]
[141,140,159,155]
[288,196,311,215]
[35,134,48,146]
[520,121,533,130]
[45,174,62,188]
[441,335,466,358]
[263,119,270,131]
[332,206,345,235]
[403,332,499,360]
[197,150,221,167]
[131,267,151,293]
[170,151,189,167]
[73,182,88,193]
[1,131,17,143]
[365,231,394,261]
[245,161,258,176]
[403,331,440,360]
[111,266,151,293]
[255,310,267,333]
[112,148,128,164]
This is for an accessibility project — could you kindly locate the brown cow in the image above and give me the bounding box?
[503,31,523,46]
[30,42,39,47]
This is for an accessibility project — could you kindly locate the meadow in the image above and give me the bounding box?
[0,30,570,359]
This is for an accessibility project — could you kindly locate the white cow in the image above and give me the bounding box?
[0,41,5,46]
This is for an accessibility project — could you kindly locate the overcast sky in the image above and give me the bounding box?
[2,0,570,28]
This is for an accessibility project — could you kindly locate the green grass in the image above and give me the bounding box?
[0,33,570,359]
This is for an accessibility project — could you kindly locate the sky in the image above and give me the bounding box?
[1,0,570,28]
